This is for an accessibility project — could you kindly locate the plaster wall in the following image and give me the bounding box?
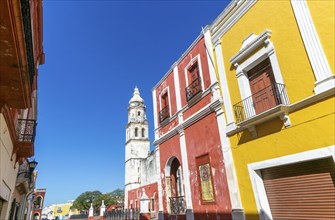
[140,150,159,186]
[127,182,159,212]
[184,112,232,219]
[213,1,335,218]
[177,38,211,108]
[307,0,334,73]
[0,114,18,219]
[157,135,182,214]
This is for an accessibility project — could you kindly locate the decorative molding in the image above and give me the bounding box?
[152,90,158,132]
[290,87,334,112]
[227,105,290,136]
[214,42,237,127]
[230,30,272,64]
[173,66,182,112]
[280,114,291,128]
[227,87,334,136]
[184,54,205,93]
[211,0,257,45]
[152,34,204,91]
[215,103,245,220]
[153,82,219,145]
[248,125,257,138]
[291,0,334,94]
[153,98,221,146]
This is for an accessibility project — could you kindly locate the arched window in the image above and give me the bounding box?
[135,127,138,137]
[34,196,42,209]
[142,128,145,137]
[138,111,141,116]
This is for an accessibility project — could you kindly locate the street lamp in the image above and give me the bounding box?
[17,159,38,184]
[28,160,38,172]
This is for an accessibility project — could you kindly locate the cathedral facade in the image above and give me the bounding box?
[124,88,159,219]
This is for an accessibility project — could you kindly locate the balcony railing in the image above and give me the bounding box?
[185,78,202,101]
[169,196,185,215]
[159,105,170,123]
[233,83,289,123]
[16,119,37,142]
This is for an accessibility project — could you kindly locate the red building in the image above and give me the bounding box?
[31,188,46,220]
[152,31,232,219]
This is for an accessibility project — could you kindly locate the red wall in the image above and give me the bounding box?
[177,38,211,108]
[158,135,182,213]
[152,36,232,219]
[184,113,232,219]
[31,190,46,220]
[127,182,158,212]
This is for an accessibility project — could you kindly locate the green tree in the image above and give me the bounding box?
[109,188,124,206]
[71,191,102,212]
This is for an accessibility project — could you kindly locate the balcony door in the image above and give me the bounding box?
[248,59,278,114]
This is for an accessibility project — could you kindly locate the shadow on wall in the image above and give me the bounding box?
[237,117,283,145]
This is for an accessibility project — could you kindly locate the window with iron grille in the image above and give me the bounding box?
[186,62,202,101]
[159,92,170,123]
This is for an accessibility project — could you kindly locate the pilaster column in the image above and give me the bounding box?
[214,107,245,220]
[155,145,164,220]
[291,0,334,94]
[178,129,194,220]
[214,40,236,132]
[203,28,217,85]
[173,64,182,113]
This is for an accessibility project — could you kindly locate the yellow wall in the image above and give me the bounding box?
[53,203,79,218]
[230,98,334,219]
[220,0,316,105]
[214,1,335,219]
[307,0,335,73]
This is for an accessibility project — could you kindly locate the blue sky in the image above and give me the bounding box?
[35,0,229,206]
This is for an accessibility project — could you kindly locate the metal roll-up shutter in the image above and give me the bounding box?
[261,157,335,220]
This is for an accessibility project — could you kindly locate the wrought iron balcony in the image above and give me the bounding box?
[233,83,289,123]
[169,196,185,215]
[16,119,37,142]
[159,105,170,123]
[185,78,202,101]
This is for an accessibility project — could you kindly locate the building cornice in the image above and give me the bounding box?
[153,82,218,133]
[153,97,222,146]
[152,34,204,91]
[125,138,150,145]
[230,29,272,64]
[211,0,257,45]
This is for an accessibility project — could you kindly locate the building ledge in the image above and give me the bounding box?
[227,87,335,138]
[227,105,290,138]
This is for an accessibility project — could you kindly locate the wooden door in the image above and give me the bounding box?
[248,59,277,114]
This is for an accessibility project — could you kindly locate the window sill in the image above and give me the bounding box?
[187,91,203,107]
[227,104,290,137]
[159,117,170,128]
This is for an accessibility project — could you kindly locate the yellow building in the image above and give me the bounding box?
[207,0,334,219]
[42,202,79,220]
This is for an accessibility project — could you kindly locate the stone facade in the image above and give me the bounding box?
[124,88,159,213]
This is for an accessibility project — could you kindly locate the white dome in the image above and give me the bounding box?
[129,87,144,104]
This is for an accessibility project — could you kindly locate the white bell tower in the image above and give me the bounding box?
[124,87,150,208]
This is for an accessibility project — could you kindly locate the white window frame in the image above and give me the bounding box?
[184,54,205,102]
[230,30,286,119]
[248,146,335,220]
[159,87,171,122]
[184,54,205,94]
